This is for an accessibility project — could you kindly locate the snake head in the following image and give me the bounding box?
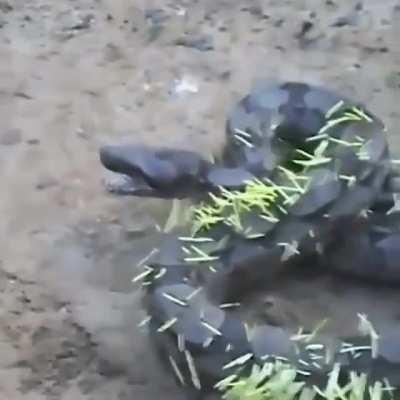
[99,144,210,199]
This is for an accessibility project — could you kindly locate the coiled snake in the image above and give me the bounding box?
[99,82,400,397]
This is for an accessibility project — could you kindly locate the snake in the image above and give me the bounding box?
[99,81,400,397]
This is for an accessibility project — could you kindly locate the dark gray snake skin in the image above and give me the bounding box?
[99,82,400,396]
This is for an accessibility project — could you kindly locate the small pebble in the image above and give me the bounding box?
[331,15,355,27]
[69,14,93,31]
[363,45,389,54]
[295,20,314,39]
[169,76,199,99]
[14,91,33,99]
[26,138,40,145]
[174,34,214,51]
[247,5,263,17]
[219,71,231,81]
[273,18,284,28]
[355,1,363,11]
[35,177,58,190]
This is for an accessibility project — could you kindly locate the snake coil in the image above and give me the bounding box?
[99,82,400,397]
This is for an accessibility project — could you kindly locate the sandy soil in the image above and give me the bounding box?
[0,0,399,399]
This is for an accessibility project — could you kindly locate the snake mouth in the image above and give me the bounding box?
[102,170,158,196]
[99,144,160,197]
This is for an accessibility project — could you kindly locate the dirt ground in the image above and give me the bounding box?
[0,0,399,399]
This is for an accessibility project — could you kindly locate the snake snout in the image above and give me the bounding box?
[99,144,131,175]
[99,144,158,196]
[99,144,201,198]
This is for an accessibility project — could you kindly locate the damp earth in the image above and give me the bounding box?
[1,1,400,399]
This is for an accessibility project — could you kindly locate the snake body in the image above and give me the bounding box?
[99,82,400,396]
